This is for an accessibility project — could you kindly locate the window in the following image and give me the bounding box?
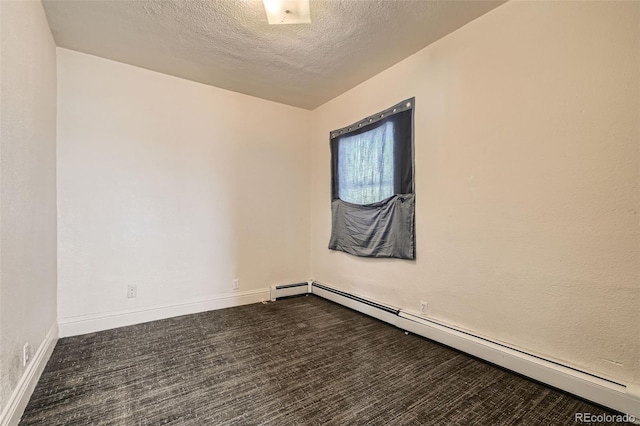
[338,121,394,204]
[329,98,415,259]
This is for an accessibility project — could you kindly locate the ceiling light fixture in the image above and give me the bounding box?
[262,0,311,25]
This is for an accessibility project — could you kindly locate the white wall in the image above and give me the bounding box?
[7,0,637,412]
[57,49,311,331]
[0,0,58,413]
[310,1,640,387]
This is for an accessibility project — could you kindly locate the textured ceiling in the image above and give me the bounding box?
[42,0,505,110]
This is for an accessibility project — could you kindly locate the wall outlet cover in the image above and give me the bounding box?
[127,285,137,298]
[23,342,32,366]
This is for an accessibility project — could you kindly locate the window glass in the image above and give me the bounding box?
[337,121,394,204]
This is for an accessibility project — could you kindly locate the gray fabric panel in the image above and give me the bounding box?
[329,193,415,259]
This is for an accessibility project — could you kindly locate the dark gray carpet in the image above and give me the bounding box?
[21,295,627,425]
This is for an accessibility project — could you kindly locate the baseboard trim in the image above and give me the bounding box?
[0,323,58,426]
[58,288,270,337]
[309,281,640,420]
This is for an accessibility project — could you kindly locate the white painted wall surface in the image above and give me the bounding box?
[57,49,310,327]
[310,1,640,386]
[0,0,58,412]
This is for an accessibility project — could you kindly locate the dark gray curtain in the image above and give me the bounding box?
[329,98,415,260]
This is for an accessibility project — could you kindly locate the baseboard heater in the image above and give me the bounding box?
[270,282,311,301]
[270,280,639,420]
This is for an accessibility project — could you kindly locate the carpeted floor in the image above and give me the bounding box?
[21,295,627,425]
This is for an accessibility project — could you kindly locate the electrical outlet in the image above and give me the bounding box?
[23,342,32,366]
[420,301,428,315]
[127,285,137,298]
[232,279,239,290]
